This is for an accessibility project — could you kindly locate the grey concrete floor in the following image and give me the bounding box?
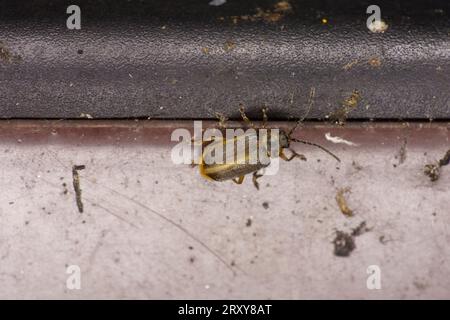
[0,120,449,299]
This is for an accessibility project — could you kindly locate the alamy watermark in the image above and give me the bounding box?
[366,265,381,290]
[171,121,281,175]
[66,264,81,290]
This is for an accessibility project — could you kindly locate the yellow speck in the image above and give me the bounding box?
[321,18,328,24]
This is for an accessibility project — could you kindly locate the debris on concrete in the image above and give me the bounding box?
[351,221,371,237]
[424,149,450,181]
[333,221,371,257]
[332,230,356,257]
[72,165,86,213]
[335,187,354,217]
[325,132,358,146]
[394,137,408,167]
[424,164,440,181]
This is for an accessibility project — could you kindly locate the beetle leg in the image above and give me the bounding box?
[252,171,263,190]
[280,149,307,162]
[262,107,268,129]
[232,176,245,185]
[239,105,255,128]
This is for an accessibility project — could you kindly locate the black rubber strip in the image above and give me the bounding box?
[0,0,448,119]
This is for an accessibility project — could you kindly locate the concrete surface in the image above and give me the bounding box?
[0,120,449,299]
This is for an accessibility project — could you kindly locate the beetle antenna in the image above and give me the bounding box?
[290,138,341,162]
[288,87,315,137]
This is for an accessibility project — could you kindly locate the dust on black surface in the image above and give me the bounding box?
[0,41,21,63]
[328,90,361,125]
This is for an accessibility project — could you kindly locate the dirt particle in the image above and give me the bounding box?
[224,40,236,52]
[202,47,209,54]
[77,49,84,54]
[62,182,68,195]
[332,231,356,257]
[336,187,354,217]
[424,164,440,181]
[343,59,359,70]
[395,137,408,166]
[438,150,450,167]
[246,218,252,227]
[333,221,371,257]
[368,57,382,67]
[413,281,428,291]
[223,1,292,24]
[351,221,371,237]
[352,161,363,171]
[0,41,21,63]
[379,235,392,245]
[72,165,86,213]
[424,150,450,181]
[262,202,269,209]
[80,113,93,119]
[328,90,361,125]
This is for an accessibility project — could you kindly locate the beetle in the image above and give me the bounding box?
[196,88,340,189]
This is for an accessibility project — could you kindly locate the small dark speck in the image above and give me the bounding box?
[262,202,269,209]
[189,256,195,263]
[25,221,29,225]
[188,246,194,250]
[246,218,252,227]
[231,260,235,266]
[9,202,14,205]
[155,180,159,184]
[77,49,83,54]
[82,220,86,224]
[432,212,437,216]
